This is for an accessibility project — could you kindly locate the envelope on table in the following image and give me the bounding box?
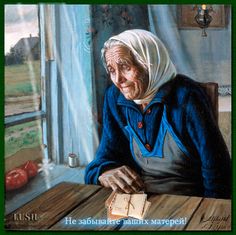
[106,192,151,220]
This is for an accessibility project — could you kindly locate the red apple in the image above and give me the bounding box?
[5,168,28,191]
[21,160,38,179]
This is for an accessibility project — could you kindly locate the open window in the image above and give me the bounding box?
[4,5,47,172]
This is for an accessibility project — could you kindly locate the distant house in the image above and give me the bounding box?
[13,34,39,60]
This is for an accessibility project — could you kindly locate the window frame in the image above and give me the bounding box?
[4,4,50,163]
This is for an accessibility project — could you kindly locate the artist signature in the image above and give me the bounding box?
[201,215,230,230]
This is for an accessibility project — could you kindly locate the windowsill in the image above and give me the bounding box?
[5,164,86,215]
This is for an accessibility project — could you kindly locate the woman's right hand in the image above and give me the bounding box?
[98,165,144,193]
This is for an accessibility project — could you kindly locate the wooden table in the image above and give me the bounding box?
[5,182,231,231]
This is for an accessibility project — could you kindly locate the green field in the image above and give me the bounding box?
[5,60,41,97]
[5,60,42,158]
[5,121,43,158]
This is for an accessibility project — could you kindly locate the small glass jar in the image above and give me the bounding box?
[68,153,78,168]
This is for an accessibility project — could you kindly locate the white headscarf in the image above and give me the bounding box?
[108,29,177,104]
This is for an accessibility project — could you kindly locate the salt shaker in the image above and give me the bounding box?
[68,153,78,168]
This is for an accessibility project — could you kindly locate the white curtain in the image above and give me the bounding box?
[40,4,99,165]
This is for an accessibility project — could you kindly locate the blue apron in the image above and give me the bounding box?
[124,106,203,196]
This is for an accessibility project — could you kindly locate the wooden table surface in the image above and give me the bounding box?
[5,182,231,231]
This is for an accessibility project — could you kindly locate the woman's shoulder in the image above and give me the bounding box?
[161,74,207,106]
[170,74,202,92]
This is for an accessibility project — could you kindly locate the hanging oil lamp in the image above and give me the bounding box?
[194,4,213,37]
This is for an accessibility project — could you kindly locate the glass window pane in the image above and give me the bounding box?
[5,5,41,116]
[5,120,44,172]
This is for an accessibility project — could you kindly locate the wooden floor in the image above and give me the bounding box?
[5,165,85,215]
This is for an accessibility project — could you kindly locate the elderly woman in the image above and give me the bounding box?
[85,29,231,198]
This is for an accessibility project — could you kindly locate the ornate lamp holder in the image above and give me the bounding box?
[194,5,214,37]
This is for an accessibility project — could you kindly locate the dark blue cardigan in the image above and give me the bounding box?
[85,75,231,198]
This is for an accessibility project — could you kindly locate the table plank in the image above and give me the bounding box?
[185,198,231,230]
[119,194,203,230]
[50,187,121,230]
[5,182,101,230]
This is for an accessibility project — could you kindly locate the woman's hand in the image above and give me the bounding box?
[98,165,144,193]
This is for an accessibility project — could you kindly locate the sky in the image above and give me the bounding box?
[5,5,39,54]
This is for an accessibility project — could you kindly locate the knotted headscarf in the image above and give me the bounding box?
[103,29,177,104]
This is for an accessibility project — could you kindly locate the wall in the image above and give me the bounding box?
[219,96,231,155]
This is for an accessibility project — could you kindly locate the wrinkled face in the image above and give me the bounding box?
[105,46,148,100]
